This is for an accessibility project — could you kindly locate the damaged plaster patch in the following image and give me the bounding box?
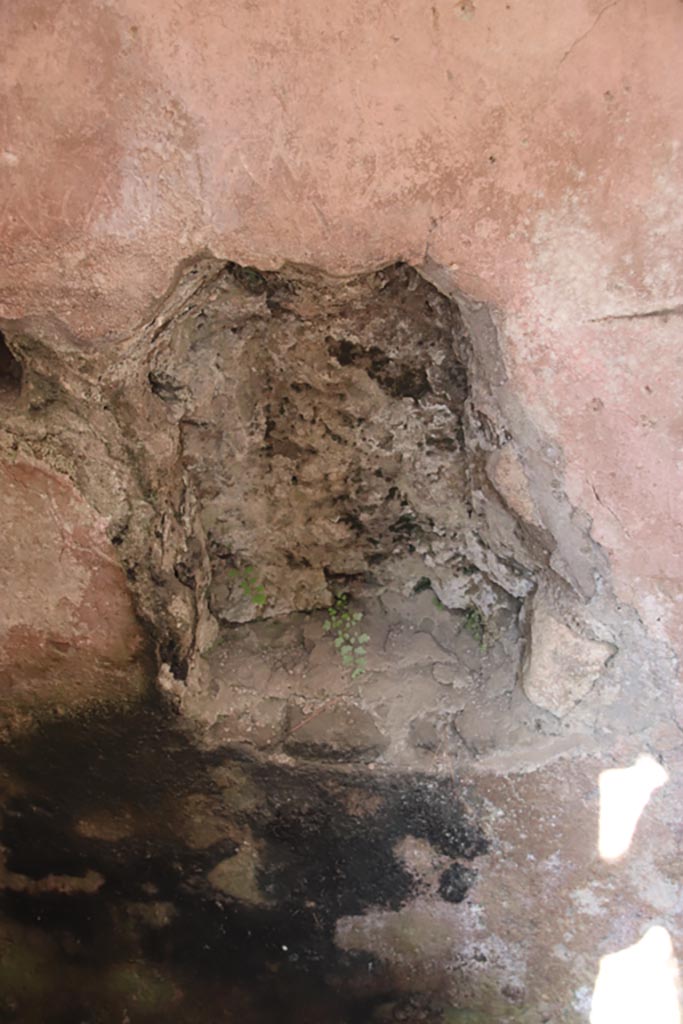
[2,259,540,690]
[146,260,503,627]
[0,256,676,761]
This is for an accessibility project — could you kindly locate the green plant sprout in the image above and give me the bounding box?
[323,593,370,678]
[227,565,267,607]
[463,605,486,649]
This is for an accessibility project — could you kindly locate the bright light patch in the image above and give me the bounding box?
[598,754,668,862]
[591,926,681,1024]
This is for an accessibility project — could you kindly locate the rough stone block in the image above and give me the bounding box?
[486,445,542,528]
[521,591,616,717]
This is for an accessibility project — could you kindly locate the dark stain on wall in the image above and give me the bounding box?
[0,700,488,1022]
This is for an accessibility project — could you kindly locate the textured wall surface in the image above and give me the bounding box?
[1,1,682,1021]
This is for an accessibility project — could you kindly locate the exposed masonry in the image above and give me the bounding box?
[0,258,675,749]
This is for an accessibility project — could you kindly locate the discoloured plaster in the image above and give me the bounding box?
[0,459,149,716]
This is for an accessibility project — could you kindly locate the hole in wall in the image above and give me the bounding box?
[144,260,531,632]
[144,261,541,765]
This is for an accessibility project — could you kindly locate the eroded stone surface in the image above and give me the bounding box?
[522,590,617,718]
[0,261,550,700]
[486,445,543,530]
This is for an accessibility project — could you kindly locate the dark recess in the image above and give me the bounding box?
[0,330,22,397]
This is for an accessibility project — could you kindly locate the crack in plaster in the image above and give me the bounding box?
[559,0,624,67]
[587,303,683,323]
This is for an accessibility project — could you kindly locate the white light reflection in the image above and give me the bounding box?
[591,926,681,1024]
[598,754,668,862]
